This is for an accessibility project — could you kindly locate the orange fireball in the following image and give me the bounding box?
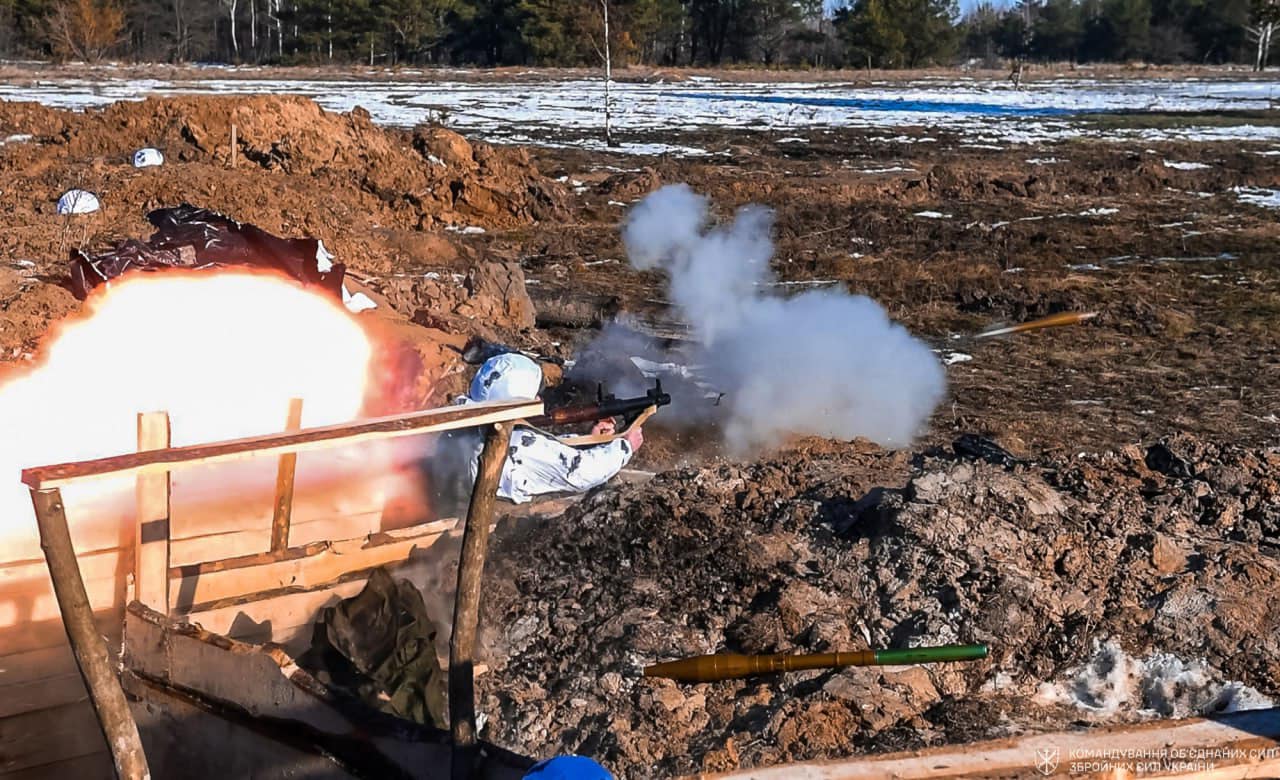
[0,270,381,561]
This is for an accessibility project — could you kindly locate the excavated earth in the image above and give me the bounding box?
[480,434,1280,777]
[1,82,1279,777]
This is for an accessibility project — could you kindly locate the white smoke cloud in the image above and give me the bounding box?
[619,184,945,452]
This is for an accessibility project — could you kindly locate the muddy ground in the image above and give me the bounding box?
[1,83,1278,777]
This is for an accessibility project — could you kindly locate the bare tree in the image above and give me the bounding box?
[43,0,125,61]
[170,0,190,59]
[222,0,239,58]
[595,0,616,147]
[267,0,283,56]
[1248,0,1280,72]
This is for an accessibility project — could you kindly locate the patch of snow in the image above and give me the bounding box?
[1079,207,1119,216]
[2,133,34,145]
[776,136,808,144]
[446,225,486,235]
[1026,157,1064,165]
[940,351,973,366]
[1069,263,1104,271]
[859,166,916,174]
[1036,640,1273,719]
[1233,186,1280,209]
[1162,160,1211,171]
[914,210,952,219]
[10,74,1280,152]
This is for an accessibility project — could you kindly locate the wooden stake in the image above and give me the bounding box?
[230,123,237,168]
[449,420,513,779]
[270,398,304,553]
[30,488,149,780]
[134,411,172,613]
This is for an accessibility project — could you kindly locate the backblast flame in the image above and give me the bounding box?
[0,271,377,561]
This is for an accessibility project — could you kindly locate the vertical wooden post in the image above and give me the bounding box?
[135,411,171,613]
[270,398,305,553]
[31,488,149,780]
[230,123,237,168]
[449,420,513,780]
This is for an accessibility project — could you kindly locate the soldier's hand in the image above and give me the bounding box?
[623,426,644,453]
[591,418,617,437]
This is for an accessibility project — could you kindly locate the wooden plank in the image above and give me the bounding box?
[0,524,449,628]
[0,568,125,629]
[0,749,111,780]
[167,451,393,540]
[705,706,1280,780]
[169,509,382,566]
[270,398,305,553]
[0,673,87,719]
[169,525,449,613]
[0,548,125,587]
[128,677,358,780]
[0,644,80,688]
[124,605,354,735]
[182,579,369,636]
[134,411,171,613]
[121,604,482,778]
[0,621,122,674]
[0,701,108,775]
[23,398,542,489]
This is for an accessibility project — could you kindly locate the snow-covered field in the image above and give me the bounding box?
[3,74,1280,153]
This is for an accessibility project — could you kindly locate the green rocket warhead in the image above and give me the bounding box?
[643,644,989,683]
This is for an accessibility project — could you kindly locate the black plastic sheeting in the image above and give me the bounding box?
[68,204,346,300]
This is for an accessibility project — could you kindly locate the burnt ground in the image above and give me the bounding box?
[1,85,1279,777]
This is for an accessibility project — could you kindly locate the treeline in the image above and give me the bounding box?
[960,1,1274,69]
[1,0,1276,69]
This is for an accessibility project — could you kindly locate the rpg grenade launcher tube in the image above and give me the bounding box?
[643,644,989,683]
[528,380,671,427]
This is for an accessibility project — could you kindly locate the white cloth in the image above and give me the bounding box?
[56,189,100,215]
[133,148,164,167]
[468,424,634,504]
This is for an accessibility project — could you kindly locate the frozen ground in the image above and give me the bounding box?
[2,74,1280,153]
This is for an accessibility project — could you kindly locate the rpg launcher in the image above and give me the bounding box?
[529,380,670,429]
[526,380,670,447]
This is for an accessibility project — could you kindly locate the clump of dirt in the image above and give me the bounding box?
[477,434,1280,776]
[0,266,79,359]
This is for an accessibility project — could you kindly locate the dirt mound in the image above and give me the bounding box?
[477,434,1280,776]
[0,96,569,231]
[0,96,567,379]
